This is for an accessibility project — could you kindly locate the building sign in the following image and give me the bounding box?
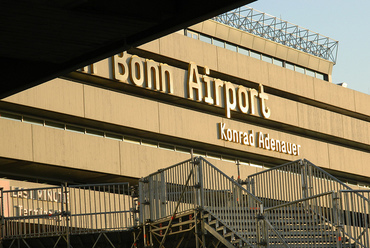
[7,186,67,217]
[219,122,301,156]
[89,53,271,119]
[187,62,270,119]
[82,53,302,156]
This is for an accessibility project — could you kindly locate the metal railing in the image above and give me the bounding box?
[264,192,340,247]
[139,157,263,246]
[213,6,338,63]
[0,186,67,239]
[247,159,352,208]
[69,183,135,235]
[0,182,135,240]
[340,190,370,248]
[199,157,262,245]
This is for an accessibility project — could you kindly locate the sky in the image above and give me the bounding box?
[248,0,370,95]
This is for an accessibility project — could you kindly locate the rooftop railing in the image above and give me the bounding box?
[213,6,339,64]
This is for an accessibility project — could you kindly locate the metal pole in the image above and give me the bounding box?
[0,188,4,242]
[158,161,196,247]
[64,183,70,248]
[332,192,342,248]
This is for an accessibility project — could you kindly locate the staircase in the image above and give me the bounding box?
[1,158,368,247]
[139,157,370,248]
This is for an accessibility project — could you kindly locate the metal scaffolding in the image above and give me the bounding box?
[213,6,339,64]
[1,159,368,247]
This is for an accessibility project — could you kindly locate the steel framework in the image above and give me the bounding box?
[1,159,369,247]
[213,6,339,64]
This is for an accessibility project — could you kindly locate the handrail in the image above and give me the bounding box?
[264,191,334,212]
[0,182,134,239]
[247,159,353,207]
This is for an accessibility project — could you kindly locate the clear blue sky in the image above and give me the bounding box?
[248,0,370,95]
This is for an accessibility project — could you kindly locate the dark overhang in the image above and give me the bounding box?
[0,0,255,99]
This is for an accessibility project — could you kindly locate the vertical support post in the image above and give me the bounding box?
[247,178,255,208]
[333,192,343,248]
[194,157,201,248]
[300,160,308,200]
[0,187,4,241]
[197,159,206,248]
[160,172,166,218]
[256,206,267,248]
[64,183,71,248]
[138,180,144,225]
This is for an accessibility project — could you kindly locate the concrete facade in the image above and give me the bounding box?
[0,20,369,188]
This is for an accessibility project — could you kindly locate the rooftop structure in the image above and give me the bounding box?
[213,6,339,63]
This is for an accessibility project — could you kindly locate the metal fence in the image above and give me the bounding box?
[1,186,67,239]
[340,190,370,248]
[0,182,135,240]
[213,6,338,63]
[69,183,135,234]
[247,159,352,208]
[139,157,263,246]
[264,191,339,247]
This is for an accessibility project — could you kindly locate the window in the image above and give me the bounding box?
[23,116,44,126]
[186,30,198,39]
[316,72,325,80]
[250,51,261,60]
[295,65,305,74]
[285,62,295,71]
[45,121,65,130]
[213,38,225,48]
[262,55,272,63]
[175,146,191,154]
[306,69,315,77]
[66,125,85,134]
[238,47,249,56]
[142,139,158,148]
[273,58,283,67]
[124,136,141,144]
[86,129,104,137]
[106,133,123,141]
[159,143,174,151]
[199,34,212,44]
[0,112,22,122]
[225,43,237,52]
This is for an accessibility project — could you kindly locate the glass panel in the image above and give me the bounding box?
[199,34,212,44]
[0,112,22,122]
[250,51,261,59]
[222,156,235,163]
[106,133,123,141]
[193,150,206,156]
[207,152,221,160]
[238,47,249,56]
[306,69,315,77]
[295,65,305,74]
[23,116,44,126]
[159,143,174,151]
[213,38,225,48]
[175,147,190,154]
[66,125,85,134]
[45,121,65,130]
[225,43,237,52]
[186,30,192,38]
[273,58,283,67]
[316,72,324,80]
[142,139,158,148]
[262,54,272,63]
[86,129,104,137]
[124,136,141,144]
[285,62,295,70]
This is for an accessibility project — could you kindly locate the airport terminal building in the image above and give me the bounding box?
[0,7,369,248]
